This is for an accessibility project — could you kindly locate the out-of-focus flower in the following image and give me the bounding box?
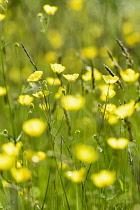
[102,75,119,84]
[48,29,63,49]
[51,63,66,74]
[0,14,6,21]
[58,162,68,170]
[0,154,15,170]
[2,142,22,156]
[120,69,139,82]
[91,170,116,187]
[74,144,98,163]
[45,51,57,63]
[43,5,58,15]
[0,86,6,96]
[65,168,86,183]
[11,167,31,183]
[17,95,34,105]
[125,33,140,47]
[32,90,50,98]
[22,119,46,137]
[115,101,135,119]
[27,71,43,82]
[101,104,119,124]
[61,95,84,111]
[82,69,102,81]
[68,0,84,11]
[99,84,116,101]
[46,77,61,86]
[80,46,98,59]
[122,22,133,35]
[107,137,129,149]
[25,150,46,163]
[63,73,79,82]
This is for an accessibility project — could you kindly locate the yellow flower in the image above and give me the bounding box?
[25,150,46,163]
[82,69,102,81]
[22,118,46,137]
[80,46,98,59]
[107,137,129,149]
[125,33,140,47]
[122,22,133,35]
[115,101,135,119]
[17,95,34,105]
[61,95,84,111]
[43,5,58,15]
[0,14,6,21]
[0,86,6,96]
[99,84,116,101]
[45,51,57,63]
[0,154,15,170]
[120,69,139,82]
[32,90,50,98]
[91,170,116,187]
[51,63,66,74]
[58,162,68,170]
[11,167,31,183]
[101,104,119,124]
[27,71,43,82]
[65,168,86,183]
[46,77,61,85]
[2,142,22,156]
[102,75,119,84]
[55,87,66,99]
[74,144,98,163]
[68,0,84,11]
[48,29,63,49]
[63,73,79,82]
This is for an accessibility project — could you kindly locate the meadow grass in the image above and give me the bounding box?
[0,0,140,209]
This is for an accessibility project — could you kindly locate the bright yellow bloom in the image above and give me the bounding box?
[125,33,140,47]
[43,5,58,15]
[63,74,79,82]
[61,95,84,111]
[0,14,6,21]
[99,84,116,101]
[0,86,6,96]
[11,167,31,183]
[91,170,116,187]
[55,87,66,99]
[122,22,133,35]
[101,104,119,124]
[102,75,119,84]
[74,144,98,163]
[25,150,46,163]
[32,90,50,98]
[107,137,129,149]
[27,71,43,82]
[65,168,86,183]
[68,0,84,11]
[115,101,135,119]
[17,95,34,105]
[51,63,66,74]
[46,77,61,85]
[2,142,22,156]
[22,119,46,137]
[120,69,139,82]
[82,69,102,81]
[80,46,98,59]
[0,154,15,170]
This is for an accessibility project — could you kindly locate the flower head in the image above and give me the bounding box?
[0,86,6,96]
[61,95,84,111]
[107,137,129,149]
[80,46,98,59]
[74,144,98,163]
[65,168,86,183]
[82,69,102,81]
[17,95,34,105]
[32,90,50,98]
[46,77,61,85]
[27,71,43,82]
[0,14,6,21]
[11,167,31,183]
[102,75,119,84]
[115,101,135,119]
[63,73,79,82]
[22,118,46,137]
[43,5,58,15]
[25,150,46,163]
[120,69,139,82]
[51,63,66,74]
[91,170,116,187]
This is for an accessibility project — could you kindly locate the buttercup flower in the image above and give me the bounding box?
[43,5,58,15]
[63,73,79,82]
[65,168,86,183]
[11,167,31,183]
[74,144,98,163]
[120,69,139,82]
[80,46,98,59]
[0,86,6,96]
[22,118,46,137]
[107,137,129,149]
[25,150,46,163]
[51,63,66,74]
[82,69,102,81]
[115,101,135,119]
[91,170,116,187]
[61,95,84,111]
[46,77,61,85]
[32,90,50,98]
[27,71,43,82]
[102,75,119,84]
[0,14,6,21]
[17,95,34,105]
